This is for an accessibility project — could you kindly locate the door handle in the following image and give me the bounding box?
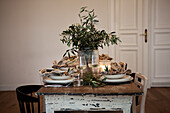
[140,29,147,43]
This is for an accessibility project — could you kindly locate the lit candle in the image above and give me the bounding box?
[99,60,111,72]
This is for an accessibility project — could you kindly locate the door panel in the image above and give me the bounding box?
[154,0,170,28]
[151,0,170,86]
[154,32,170,45]
[119,0,138,29]
[119,33,138,46]
[155,49,170,78]
[120,49,138,71]
[114,0,143,73]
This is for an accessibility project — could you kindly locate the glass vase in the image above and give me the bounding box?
[78,49,99,85]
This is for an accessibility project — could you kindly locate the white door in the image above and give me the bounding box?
[108,0,170,87]
[108,0,150,86]
[150,0,170,87]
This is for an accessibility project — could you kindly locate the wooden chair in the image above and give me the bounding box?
[16,85,71,113]
[16,85,42,113]
[132,73,148,113]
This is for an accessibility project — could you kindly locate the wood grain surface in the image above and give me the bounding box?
[36,83,142,96]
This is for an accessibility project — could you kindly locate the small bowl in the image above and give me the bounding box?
[49,75,70,80]
[104,74,125,79]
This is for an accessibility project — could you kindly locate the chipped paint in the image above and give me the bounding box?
[45,95,132,113]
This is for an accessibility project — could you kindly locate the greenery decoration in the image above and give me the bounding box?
[60,6,121,57]
[83,71,106,87]
[60,6,121,87]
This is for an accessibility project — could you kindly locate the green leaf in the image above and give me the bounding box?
[110,32,115,34]
[93,20,99,22]
[89,13,92,18]
[80,6,87,13]
[63,52,67,57]
[71,50,76,55]
[106,42,109,46]
[68,52,70,58]
[104,65,110,72]
[85,10,88,12]
[74,49,78,53]
[67,41,71,47]
[67,67,70,72]
[111,40,114,45]
[102,77,107,81]
[81,6,87,10]
[93,83,98,87]
[118,38,122,42]
[89,9,94,13]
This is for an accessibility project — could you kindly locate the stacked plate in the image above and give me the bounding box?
[43,69,74,84]
[103,74,133,83]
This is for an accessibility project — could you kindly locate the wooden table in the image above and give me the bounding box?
[36,82,142,113]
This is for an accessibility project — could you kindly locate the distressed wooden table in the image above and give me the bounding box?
[36,82,142,113]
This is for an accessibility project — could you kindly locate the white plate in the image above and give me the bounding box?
[104,74,125,79]
[103,75,133,83]
[49,75,70,80]
[44,77,74,84]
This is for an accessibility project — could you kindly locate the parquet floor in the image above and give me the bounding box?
[0,87,170,113]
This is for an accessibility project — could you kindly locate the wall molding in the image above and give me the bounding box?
[151,82,170,87]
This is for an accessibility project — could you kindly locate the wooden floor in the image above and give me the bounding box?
[0,87,170,113]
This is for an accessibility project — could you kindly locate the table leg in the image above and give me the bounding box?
[46,107,54,113]
[44,95,54,113]
[122,104,131,113]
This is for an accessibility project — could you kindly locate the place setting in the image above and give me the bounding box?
[40,69,75,87]
[39,56,79,87]
[100,61,133,84]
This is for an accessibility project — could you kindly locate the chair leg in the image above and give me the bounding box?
[132,96,136,113]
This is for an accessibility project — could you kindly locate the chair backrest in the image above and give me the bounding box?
[133,73,148,113]
[16,85,42,113]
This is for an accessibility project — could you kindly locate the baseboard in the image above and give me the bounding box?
[0,85,17,91]
[151,82,170,87]
[0,83,41,91]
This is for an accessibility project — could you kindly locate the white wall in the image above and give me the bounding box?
[0,0,110,90]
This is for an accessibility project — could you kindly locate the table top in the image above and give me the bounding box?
[36,82,142,96]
